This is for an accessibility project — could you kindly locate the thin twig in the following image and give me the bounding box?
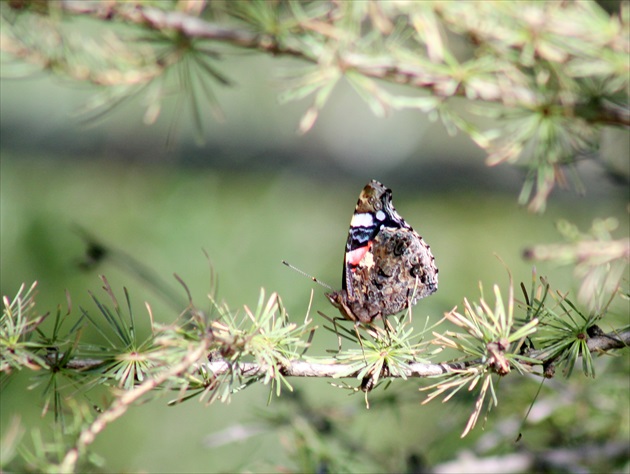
[57,338,211,472]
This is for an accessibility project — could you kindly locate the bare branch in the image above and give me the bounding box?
[47,328,629,379]
[204,359,468,379]
[585,327,630,352]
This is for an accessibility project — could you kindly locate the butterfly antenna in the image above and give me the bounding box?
[282,260,333,291]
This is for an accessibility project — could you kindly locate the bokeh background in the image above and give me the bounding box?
[2,48,629,472]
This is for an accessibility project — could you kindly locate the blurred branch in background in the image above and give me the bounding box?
[432,441,630,474]
[524,217,630,312]
[1,0,628,210]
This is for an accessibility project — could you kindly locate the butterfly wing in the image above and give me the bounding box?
[328,180,438,324]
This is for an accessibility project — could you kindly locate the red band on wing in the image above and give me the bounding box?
[346,241,372,267]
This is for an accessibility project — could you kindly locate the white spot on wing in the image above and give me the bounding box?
[350,213,374,227]
[375,210,386,221]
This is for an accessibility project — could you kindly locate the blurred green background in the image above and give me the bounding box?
[1,52,628,472]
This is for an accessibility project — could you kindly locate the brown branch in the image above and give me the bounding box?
[528,328,630,378]
[52,353,469,377]
[575,100,630,128]
[58,1,308,58]
[205,359,469,379]
[48,328,628,379]
[584,327,630,352]
[53,2,480,99]
[50,1,630,128]
[528,327,630,361]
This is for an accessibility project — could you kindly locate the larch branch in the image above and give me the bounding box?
[54,1,630,128]
[49,328,629,378]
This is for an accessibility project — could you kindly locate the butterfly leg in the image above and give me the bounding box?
[372,317,394,345]
[331,316,344,353]
[353,322,367,362]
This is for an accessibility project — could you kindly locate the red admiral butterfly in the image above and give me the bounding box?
[326,180,438,324]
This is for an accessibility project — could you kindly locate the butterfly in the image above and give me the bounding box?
[325,180,438,324]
